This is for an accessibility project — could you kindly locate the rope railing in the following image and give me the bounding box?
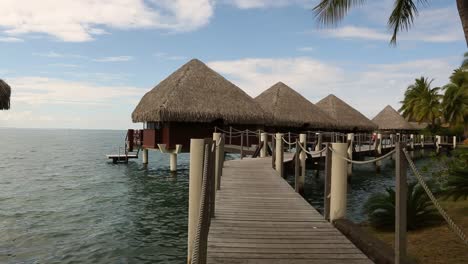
[298,142,327,156]
[403,149,468,246]
[328,146,396,164]
[281,137,296,146]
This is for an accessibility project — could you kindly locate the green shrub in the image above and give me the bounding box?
[364,182,441,230]
[442,149,468,201]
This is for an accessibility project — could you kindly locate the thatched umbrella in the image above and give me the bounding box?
[316,94,377,131]
[372,105,414,131]
[254,82,336,129]
[132,59,268,125]
[0,79,11,110]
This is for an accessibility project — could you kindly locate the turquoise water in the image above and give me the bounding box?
[0,128,438,263]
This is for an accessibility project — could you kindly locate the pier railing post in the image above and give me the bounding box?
[330,143,348,222]
[213,133,223,191]
[294,141,303,194]
[395,142,407,264]
[421,134,425,148]
[453,135,457,149]
[229,126,232,145]
[240,131,244,159]
[315,133,322,151]
[435,135,441,153]
[324,143,332,221]
[376,133,382,173]
[299,134,307,184]
[187,139,205,263]
[275,133,284,177]
[410,134,414,150]
[347,133,354,177]
[260,132,268,158]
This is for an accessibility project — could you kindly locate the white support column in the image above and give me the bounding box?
[330,143,348,221]
[157,144,182,172]
[410,134,414,150]
[142,148,148,164]
[187,139,205,263]
[170,153,177,172]
[299,134,307,184]
[315,133,322,151]
[275,133,284,177]
[347,133,354,177]
[453,136,457,149]
[260,132,268,158]
[421,134,425,148]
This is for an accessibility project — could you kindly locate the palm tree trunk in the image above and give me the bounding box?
[457,0,468,46]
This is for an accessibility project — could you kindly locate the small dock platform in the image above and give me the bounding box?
[106,153,138,163]
[207,157,372,263]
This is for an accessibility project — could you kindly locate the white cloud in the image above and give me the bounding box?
[0,0,215,42]
[318,5,464,44]
[208,56,458,118]
[208,57,344,97]
[154,52,187,60]
[225,0,312,9]
[319,26,389,41]
[33,51,86,59]
[7,76,144,106]
[0,37,23,42]
[93,56,134,62]
[297,46,315,52]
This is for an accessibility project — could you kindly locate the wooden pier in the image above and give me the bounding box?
[206,156,372,263]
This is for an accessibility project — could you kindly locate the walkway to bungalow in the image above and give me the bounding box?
[206,156,371,264]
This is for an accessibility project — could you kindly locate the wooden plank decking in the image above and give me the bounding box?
[207,157,373,264]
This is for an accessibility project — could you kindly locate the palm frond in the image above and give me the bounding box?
[313,0,367,26]
[388,0,428,45]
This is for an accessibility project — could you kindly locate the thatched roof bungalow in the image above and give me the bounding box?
[316,94,377,132]
[132,59,268,150]
[372,105,415,132]
[254,82,336,131]
[0,79,11,110]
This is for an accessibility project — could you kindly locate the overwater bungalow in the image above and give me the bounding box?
[372,105,415,133]
[316,94,377,132]
[131,59,268,151]
[0,79,11,110]
[254,82,336,132]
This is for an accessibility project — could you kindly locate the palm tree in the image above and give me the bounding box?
[313,0,468,46]
[364,182,441,230]
[399,77,442,127]
[442,69,468,137]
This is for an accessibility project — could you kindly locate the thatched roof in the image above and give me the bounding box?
[132,59,268,124]
[409,121,428,130]
[0,79,10,110]
[316,94,377,131]
[372,105,414,131]
[254,82,336,128]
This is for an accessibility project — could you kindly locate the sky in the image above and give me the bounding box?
[0,0,466,130]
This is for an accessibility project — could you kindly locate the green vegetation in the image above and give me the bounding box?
[363,182,441,230]
[397,54,468,137]
[313,0,468,46]
[432,149,468,201]
[399,77,441,128]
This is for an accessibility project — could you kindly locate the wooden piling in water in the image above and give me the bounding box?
[395,142,407,264]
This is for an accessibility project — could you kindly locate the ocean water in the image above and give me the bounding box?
[0,128,439,263]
